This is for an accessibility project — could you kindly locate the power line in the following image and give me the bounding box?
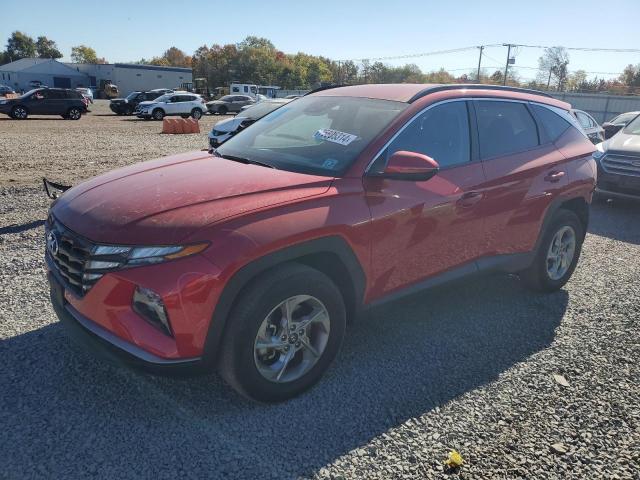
[339,45,502,63]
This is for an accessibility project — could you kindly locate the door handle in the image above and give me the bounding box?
[544,171,566,183]
[457,191,483,207]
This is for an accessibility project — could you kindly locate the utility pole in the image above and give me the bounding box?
[502,43,514,86]
[476,46,484,83]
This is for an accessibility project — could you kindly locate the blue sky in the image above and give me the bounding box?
[2,0,639,81]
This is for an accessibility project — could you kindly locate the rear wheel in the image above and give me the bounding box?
[218,105,227,115]
[152,108,165,121]
[191,108,203,120]
[219,263,346,403]
[11,105,28,120]
[67,107,82,120]
[520,210,584,292]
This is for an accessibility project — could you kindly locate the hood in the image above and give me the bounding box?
[138,100,157,107]
[52,151,333,245]
[207,100,227,105]
[604,131,640,155]
[110,98,126,103]
[210,116,247,133]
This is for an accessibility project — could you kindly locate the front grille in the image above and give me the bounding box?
[601,154,640,177]
[45,217,127,296]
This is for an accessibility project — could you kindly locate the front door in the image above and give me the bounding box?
[365,100,488,300]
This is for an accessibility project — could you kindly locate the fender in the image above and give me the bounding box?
[201,235,366,366]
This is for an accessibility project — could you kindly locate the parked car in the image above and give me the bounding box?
[208,99,291,149]
[110,90,172,115]
[135,92,206,120]
[45,84,595,402]
[0,84,15,96]
[206,95,255,114]
[602,111,640,139]
[593,113,640,201]
[0,88,87,120]
[570,109,604,144]
[76,87,94,104]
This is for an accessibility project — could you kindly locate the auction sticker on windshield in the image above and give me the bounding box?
[314,129,358,146]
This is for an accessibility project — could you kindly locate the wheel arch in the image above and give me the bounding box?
[201,236,366,367]
[536,196,589,254]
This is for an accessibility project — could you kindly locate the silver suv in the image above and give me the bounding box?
[135,92,207,120]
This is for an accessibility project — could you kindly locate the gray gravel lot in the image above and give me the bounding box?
[0,102,639,479]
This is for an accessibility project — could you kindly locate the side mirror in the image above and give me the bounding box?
[377,151,440,181]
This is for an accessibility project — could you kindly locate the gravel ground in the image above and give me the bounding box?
[0,104,639,479]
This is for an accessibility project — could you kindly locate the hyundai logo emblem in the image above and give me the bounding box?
[47,231,59,256]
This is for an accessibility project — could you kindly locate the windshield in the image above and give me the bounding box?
[216,96,407,176]
[623,114,640,135]
[240,101,287,120]
[126,91,140,100]
[611,112,638,125]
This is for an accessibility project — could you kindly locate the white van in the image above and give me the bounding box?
[230,83,258,98]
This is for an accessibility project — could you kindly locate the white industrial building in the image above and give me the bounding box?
[0,58,192,96]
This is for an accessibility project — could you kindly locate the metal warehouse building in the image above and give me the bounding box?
[0,58,192,96]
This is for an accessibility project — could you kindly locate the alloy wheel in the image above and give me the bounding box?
[253,295,331,383]
[546,225,576,280]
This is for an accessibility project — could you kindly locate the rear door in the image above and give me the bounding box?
[365,100,488,299]
[27,89,49,114]
[474,99,569,257]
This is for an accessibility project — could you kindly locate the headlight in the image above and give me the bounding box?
[593,142,606,160]
[89,242,209,269]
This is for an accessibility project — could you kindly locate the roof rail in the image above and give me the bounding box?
[408,84,554,103]
[304,84,351,96]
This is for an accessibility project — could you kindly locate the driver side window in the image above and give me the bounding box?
[373,101,471,173]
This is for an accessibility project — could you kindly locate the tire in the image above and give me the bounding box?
[67,107,82,120]
[191,108,203,120]
[219,263,346,403]
[152,108,165,121]
[11,105,28,120]
[125,106,134,115]
[218,105,227,115]
[520,210,584,292]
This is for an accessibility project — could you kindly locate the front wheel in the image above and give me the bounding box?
[191,108,203,120]
[218,105,227,115]
[520,210,584,292]
[67,107,82,120]
[152,108,165,121]
[219,264,346,403]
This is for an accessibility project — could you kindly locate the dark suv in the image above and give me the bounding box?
[46,84,596,402]
[0,88,87,120]
[109,89,173,115]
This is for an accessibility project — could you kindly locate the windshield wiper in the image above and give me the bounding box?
[213,151,276,169]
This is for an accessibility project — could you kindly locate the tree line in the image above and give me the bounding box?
[2,31,640,94]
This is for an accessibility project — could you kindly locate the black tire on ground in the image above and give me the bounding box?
[218,263,346,403]
[67,107,82,120]
[126,106,133,115]
[218,105,227,115]
[191,108,203,120]
[10,105,28,120]
[520,209,584,292]
[152,108,165,121]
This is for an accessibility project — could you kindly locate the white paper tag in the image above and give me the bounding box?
[314,128,358,146]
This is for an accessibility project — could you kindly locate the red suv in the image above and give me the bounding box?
[46,84,596,402]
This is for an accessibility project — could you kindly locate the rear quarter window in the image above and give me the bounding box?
[530,104,574,142]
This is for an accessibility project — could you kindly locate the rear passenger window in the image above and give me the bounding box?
[382,101,471,169]
[530,104,572,142]
[476,101,539,159]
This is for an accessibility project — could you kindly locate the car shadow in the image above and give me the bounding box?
[589,200,640,245]
[0,219,45,235]
[1,274,567,479]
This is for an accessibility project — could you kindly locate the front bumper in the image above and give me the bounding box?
[49,270,203,372]
[596,166,640,200]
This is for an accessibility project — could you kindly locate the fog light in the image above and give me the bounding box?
[132,286,172,336]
